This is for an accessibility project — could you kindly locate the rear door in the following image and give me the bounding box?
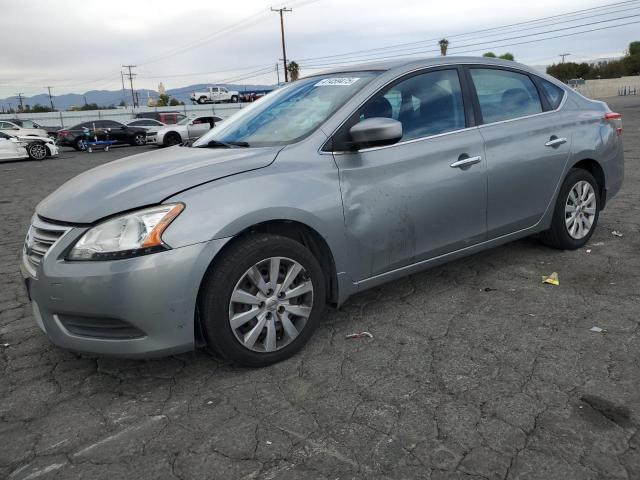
[466,66,571,238]
[0,134,22,159]
[329,67,487,280]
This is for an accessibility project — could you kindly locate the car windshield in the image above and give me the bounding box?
[193,71,380,147]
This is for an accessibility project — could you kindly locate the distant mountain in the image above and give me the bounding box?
[0,83,274,111]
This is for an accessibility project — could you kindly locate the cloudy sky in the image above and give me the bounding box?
[0,0,638,99]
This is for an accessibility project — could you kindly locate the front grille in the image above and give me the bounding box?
[58,315,145,339]
[23,217,69,276]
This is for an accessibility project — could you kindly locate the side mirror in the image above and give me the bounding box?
[349,117,402,149]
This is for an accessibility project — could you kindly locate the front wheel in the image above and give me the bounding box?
[199,234,326,367]
[540,168,600,250]
[27,143,48,160]
[74,138,87,151]
[163,132,182,147]
[197,96,208,104]
[131,133,145,146]
[230,95,239,103]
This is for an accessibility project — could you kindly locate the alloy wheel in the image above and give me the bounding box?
[29,144,47,160]
[565,180,596,239]
[228,256,314,353]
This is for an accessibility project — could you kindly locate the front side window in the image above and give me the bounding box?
[470,68,542,123]
[359,68,466,141]
[539,78,565,109]
[21,120,35,128]
[194,71,380,147]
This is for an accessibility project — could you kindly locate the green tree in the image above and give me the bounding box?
[30,104,53,113]
[499,52,515,61]
[156,93,170,107]
[169,98,181,106]
[439,38,449,56]
[286,61,300,81]
[628,41,640,56]
[119,99,126,107]
[483,52,496,58]
[623,41,640,75]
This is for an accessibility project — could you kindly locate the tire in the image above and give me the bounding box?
[231,95,239,103]
[27,143,47,160]
[131,133,145,146]
[197,96,208,104]
[200,233,326,367]
[163,132,182,147]
[540,168,600,250]
[74,138,87,151]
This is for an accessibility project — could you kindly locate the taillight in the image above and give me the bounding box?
[604,112,623,136]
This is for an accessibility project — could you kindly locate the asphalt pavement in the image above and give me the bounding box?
[1,97,639,479]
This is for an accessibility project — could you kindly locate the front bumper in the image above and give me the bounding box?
[21,219,229,358]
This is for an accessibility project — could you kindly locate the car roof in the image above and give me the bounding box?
[311,55,544,77]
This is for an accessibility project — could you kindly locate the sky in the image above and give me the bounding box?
[0,0,638,99]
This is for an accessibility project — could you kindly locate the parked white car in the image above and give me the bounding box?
[190,86,239,104]
[0,132,29,161]
[0,120,48,138]
[152,115,222,147]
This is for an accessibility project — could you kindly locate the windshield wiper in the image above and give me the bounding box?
[197,139,250,148]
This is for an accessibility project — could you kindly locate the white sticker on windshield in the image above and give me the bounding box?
[314,77,360,87]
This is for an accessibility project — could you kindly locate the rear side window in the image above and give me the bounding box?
[470,68,542,123]
[539,79,565,109]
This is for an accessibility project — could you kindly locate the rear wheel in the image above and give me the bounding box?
[163,132,182,147]
[27,143,47,160]
[540,168,600,250]
[231,95,239,103]
[200,234,326,367]
[197,96,208,104]
[74,138,87,151]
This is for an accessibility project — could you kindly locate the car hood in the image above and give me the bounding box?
[37,145,281,223]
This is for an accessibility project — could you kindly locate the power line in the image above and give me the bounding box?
[271,6,293,82]
[297,13,640,69]
[295,0,639,64]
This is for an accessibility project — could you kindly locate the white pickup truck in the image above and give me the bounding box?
[190,86,240,104]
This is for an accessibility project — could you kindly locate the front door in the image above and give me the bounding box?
[330,68,488,281]
[466,67,572,238]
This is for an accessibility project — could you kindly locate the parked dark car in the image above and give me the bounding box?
[57,120,147,150]
[135,112,186,125]
[5,119,61,138]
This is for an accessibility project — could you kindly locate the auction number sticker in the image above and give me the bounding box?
[314,77,360,86]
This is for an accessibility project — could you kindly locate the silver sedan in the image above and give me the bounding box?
[22,57,624,366]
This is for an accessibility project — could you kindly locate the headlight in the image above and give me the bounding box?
[67,203,184,261]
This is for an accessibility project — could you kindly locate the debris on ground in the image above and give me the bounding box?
[590,326,606,333]
[346,331,374,339]
[542,272,560,286]
[483,287,498,292]
[611,230,623,237]
[266,441,273,445]
[592,241,605,246]
[1,343,9,347]
[586,249,592,254]
[526,313,536,317]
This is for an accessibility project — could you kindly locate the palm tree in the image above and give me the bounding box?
[287,61,300,82]
[439,38,449,56]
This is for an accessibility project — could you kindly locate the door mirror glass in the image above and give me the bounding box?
[349,117,402,149]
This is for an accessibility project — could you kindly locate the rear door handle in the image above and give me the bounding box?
[545,137,567,147]
[450,155,482,169]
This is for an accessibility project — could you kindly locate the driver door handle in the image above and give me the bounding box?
[450,155,482,169]
[545,137,567,147]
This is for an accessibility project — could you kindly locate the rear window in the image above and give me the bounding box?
[539,79,565,109]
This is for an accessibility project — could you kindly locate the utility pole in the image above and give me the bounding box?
[122,64,138,107]
[44,86,55,111]
[120,70,127,106]
[15,93,24,111]
[271,6,292,82]
[275,63,280,84]
[559,53,571,63]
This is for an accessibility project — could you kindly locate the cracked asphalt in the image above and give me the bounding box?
[1,96,639,480]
